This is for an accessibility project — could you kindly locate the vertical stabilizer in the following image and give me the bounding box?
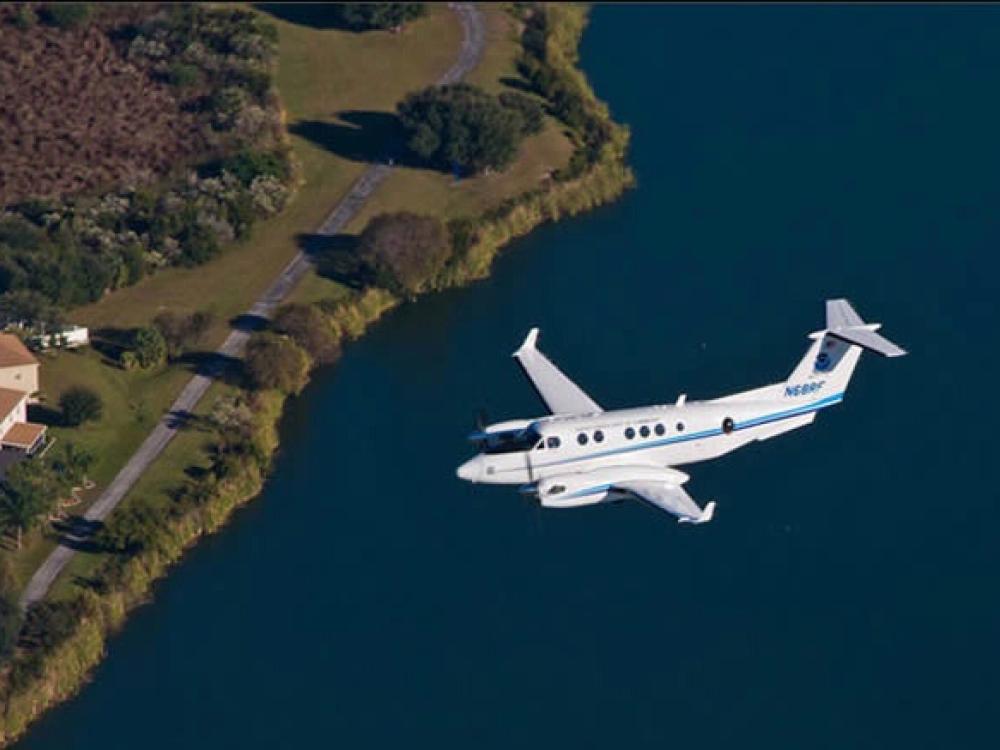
[786,299,904,397]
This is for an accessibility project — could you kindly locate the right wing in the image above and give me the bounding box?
[616,480,716,524]
[512,328,602,415]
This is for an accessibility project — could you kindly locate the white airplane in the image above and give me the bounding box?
[456,299,906,524]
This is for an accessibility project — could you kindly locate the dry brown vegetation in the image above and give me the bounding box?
[0,9,206,207]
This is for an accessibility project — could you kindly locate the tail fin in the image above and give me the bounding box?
[787,299,906,396]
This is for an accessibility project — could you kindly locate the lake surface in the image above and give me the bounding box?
[19,5,1000,748]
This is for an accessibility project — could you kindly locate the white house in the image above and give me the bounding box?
[0,334,39,399]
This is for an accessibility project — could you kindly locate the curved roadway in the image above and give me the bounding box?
[20,3,486,607]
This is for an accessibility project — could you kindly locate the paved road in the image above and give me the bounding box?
[20,3,486,608]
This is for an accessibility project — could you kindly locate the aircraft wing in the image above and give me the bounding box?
[512,328,602,415]
[616,480,716,524]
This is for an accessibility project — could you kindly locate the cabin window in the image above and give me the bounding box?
[547,436,561,449]
[577,433,589,445]
[548,484,566,495]
[722,417,735,434]
[482,427,542,455]
[535,440,545,450]
[655,423,665,436]
[625,427,635,440]
[594,430,604,443]
[639,425,651,438]
[676,422,685,432]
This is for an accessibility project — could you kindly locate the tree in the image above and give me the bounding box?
[59,386,103,426]
[356,212,450,296]
[397,84,527,174]
[209,395,257,454]
[243,333,310,394]
[272,304,340,365]
[499,92,545,136]
[0,461,61,550]
[0,290,64,332]
[153,310,215,359]
[129,327,167,369]
[93,505,163,556]
[332,3,426,31]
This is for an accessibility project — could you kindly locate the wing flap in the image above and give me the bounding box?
[616,480,715,524]
[512,328,602,415]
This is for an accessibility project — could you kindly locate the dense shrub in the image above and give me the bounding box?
[272,304,340,365]
[357,212,450,296]
[0,5,293,312]
[93,505,165,556]
[398,84,527,174]
[244,333,310,394]
[59,386,103,426]
[333,3,426,31]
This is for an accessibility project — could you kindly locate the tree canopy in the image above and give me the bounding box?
[357,212,450,296]
[244,333,310,394]
[59,385,103,426]
[272,304,340,365]
[398,84,535,174]
[153,310,214,359]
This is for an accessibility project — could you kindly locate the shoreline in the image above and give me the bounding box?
[0,5,634,745]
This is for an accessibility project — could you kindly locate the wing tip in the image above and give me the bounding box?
[513,327,540,357]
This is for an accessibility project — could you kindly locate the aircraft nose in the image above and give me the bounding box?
[456,457,481,482]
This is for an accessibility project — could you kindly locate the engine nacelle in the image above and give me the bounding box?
[536,466,690,509]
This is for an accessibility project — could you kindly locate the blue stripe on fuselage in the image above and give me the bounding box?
[529,392,844,471]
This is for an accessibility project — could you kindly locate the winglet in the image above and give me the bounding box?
[679,501,716,525]
[513,327,540,357]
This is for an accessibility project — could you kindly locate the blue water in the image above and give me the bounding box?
[19,5,1000,748]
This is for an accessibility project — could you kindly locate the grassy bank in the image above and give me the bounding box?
[0,3,633,745]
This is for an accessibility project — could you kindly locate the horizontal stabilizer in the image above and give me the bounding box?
[828,326,907,358]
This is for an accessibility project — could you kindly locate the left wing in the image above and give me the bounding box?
[512,328,602,415]
[616,480,716,524]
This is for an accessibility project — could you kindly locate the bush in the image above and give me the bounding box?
[332,3,426,31]
[214,149,291,187]
[398,84,527,174]
[129,327,167,369]
[38,3,90,29]
[243,333,310,394]
[357,212,450,296]
[272,304,340,365]
[59,386,103,426]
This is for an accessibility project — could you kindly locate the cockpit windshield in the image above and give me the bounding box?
[480,427,542,455]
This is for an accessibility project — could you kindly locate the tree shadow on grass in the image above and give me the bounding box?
[254,3,358,30]
[297,232,370,289]
[289,111,423,167]
[28,403,63,427]
[175,351,244,385]
[90,327,133,367]
[52,516,103,553]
